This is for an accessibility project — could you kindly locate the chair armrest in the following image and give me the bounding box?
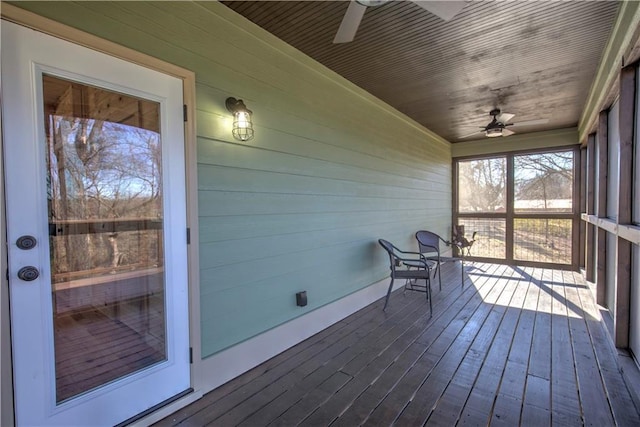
[395,250,430,266]
[394,247,424,257]
[439,236,452,246]
[396,253,427,263]
[402,258,436,269]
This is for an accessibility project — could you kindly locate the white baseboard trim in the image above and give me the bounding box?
[194,276,397,398]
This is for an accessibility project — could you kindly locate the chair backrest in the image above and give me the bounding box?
[415,230,440,255]
[378,239,399,271]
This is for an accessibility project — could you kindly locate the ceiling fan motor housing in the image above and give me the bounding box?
[356,0,389,7]
[485,109,506,137]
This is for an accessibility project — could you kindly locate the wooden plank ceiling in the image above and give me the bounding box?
[222,1,619,142]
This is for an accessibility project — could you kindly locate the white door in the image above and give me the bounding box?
[2,22,190,426]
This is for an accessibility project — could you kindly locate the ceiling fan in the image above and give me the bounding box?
[333,0,467,44]
[460,109,550,139]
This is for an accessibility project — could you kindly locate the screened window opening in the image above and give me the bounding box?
[455,149,578,267]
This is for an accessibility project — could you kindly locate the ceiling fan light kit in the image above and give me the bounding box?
[485,128,503,138]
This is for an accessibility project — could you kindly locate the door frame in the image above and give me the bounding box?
[0,4,202,425]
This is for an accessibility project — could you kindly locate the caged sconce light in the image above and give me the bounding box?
[225,97,254,141]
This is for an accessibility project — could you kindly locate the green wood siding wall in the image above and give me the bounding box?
[11,1,452,357]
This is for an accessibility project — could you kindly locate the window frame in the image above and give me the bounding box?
[453,145,581,269]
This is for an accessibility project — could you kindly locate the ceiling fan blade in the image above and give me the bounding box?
[333,2,367,44]
[412,1,467,21]
[512,118,550,127]
[497,112,515,123]
[459,129,483,139]
[502,128,516,137]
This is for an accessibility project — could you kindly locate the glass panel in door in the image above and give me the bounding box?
[43,75,166,402]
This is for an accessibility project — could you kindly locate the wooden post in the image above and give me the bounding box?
[579,147,586,269]
[505,156,514,263]
[596,111,608,306]
[614,64,636,348]
[585,134,596,283]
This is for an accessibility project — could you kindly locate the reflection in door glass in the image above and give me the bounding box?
[43,75,166,402]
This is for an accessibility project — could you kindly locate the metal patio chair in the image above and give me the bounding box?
[378,239,435,317]
[452,225,477,257]
[415,230,464,290]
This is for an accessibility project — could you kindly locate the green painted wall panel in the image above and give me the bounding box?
[198,210,442,243]
[197,138,449,191]
[13,1,453,357]
[197,191,445,216]
[195,109,451,178]
[196,166,449,202]
[198,209,447,271]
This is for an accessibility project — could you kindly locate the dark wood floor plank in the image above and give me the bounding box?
[571,270,640,427]
[524,374,551,412]
[489,267,543,425]
[490,393,524,426]
[330,262,504,424]
[362,263,507,426]
[155,305,364,426]
[458,302,525,423]
[394,266,517,425]
[328,345,424,427]
[528,269,552,381]
[506,268,540,367]
[153,264,640,427]
[459,268,531,423]
[242,287,434,426]
[496,360,527,402]
[550,270,582,424]
[332,265,499,427]
[520,402,551,425]
[253,370,353,427]
[268,265,469,427]
[183,291,418,425]
[205,292,423,426]
[567,283,616,427]
[429,269,523,425]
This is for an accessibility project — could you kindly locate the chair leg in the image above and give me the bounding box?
[427,277,432,318]
[437,262,442,291]
[403,278,412,295]
[383,277,394,311]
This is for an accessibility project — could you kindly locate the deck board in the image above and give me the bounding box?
[155,263,640,427]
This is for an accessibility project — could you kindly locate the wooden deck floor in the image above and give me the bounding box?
[155,263,640,426]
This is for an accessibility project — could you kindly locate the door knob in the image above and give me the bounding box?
[17,266,39,281]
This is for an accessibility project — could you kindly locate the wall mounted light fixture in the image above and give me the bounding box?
[225,97,254,141]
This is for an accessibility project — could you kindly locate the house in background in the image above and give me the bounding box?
[0,1,639,425]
